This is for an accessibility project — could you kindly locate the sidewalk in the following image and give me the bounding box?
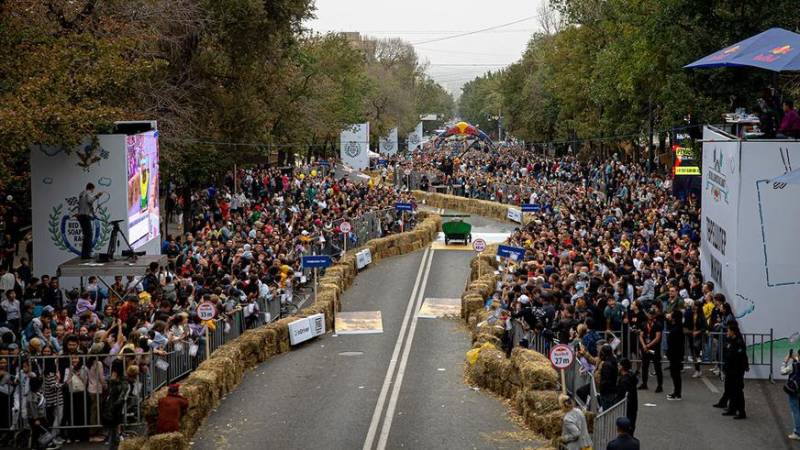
[636,368,796,450]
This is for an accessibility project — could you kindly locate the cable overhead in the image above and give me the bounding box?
[410,15,538,45]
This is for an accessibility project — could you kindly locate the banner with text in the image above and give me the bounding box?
[700,127,741,304]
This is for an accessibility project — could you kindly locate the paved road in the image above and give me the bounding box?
[637,368,795,450]
[192,214,539,450]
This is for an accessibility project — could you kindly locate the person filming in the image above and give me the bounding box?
[76,182,103,260]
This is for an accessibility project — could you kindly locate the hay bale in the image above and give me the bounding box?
[472,332,501,348]
[474,347,512,395]
[515,389,560,416]
[119,436,148,450]
[198,356,242,392]
[527,410,563,439]
[513,351,559,390]
[267,318,293,353]
[187,369,223,404]
[462,295,485,323]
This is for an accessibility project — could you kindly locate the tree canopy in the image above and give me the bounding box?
[458,0,800,153]
[0,0,453,190]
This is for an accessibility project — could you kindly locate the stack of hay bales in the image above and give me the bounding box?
[412,191,517,224]
[130,212,443,449]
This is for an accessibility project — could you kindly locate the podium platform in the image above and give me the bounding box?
[57,255,167,278]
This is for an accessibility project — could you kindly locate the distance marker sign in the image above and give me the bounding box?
[472,238,487,253]
[549,344,575,370]
[197,302,217,321]
[340,221,351,233]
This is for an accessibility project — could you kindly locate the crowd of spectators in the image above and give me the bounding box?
[404,142,752,445]
[0,162,413,448]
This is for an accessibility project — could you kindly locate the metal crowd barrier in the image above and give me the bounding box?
[0,300,289,442]
[604,327,775,381]
[0,352,148,448]
[592,396,628,450]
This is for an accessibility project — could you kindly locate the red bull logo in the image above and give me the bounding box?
[753,44,793,63]
[772,45,792,55]
[710,45,741,61]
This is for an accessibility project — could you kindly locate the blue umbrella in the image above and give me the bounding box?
[685,27,800,72]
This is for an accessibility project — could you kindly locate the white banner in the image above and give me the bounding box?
[506,207,522,223]
[407,122,423,152]
[379,127,398,155]
[340,123,370,170]
[700,127,741,304]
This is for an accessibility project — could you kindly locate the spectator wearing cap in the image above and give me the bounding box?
[606,416,640,450]
[156,383,189,434]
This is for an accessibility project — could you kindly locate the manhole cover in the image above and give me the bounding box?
[338,351,364,356]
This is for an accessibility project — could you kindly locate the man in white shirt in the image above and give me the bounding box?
[0,267,15,298]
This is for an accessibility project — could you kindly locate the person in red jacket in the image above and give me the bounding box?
[156,383,189,434]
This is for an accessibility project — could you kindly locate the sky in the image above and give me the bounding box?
[305,0,545,97]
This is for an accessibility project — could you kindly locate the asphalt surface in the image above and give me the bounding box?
[192,213,538,450]
[636,368,796,450]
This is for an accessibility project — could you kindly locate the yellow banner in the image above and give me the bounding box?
[674,166,700,175]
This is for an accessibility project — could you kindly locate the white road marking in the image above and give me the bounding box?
[362,246,431,450]
[376,248,435,450]
[701,376,721,394]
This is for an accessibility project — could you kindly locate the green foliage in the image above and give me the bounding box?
[0,1,452,186]
[459,0,800,149]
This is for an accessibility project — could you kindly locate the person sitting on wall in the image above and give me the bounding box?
[156,383,189,434]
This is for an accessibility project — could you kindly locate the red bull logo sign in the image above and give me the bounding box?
[753,44,793,63]
[710,45,741,61]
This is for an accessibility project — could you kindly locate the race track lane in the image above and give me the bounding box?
[193,215,534,450]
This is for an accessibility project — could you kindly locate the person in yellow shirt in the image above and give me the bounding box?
[701,281,716,321]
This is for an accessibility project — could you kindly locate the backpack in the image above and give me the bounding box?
[784,361,800,396]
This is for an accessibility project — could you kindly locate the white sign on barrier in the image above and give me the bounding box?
[288,313,326,346]
[356,249,372,269]
[506,207,522,223]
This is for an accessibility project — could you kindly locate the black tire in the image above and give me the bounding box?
[468,233,472,243]
[445,237,449,245]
